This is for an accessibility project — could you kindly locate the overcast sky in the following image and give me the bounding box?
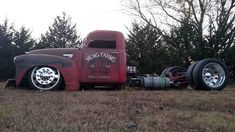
[0,0,134,38]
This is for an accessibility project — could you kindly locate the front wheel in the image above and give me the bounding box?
[28,66,62,91]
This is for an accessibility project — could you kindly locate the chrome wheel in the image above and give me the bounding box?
[30,66,61,90]
[202,62,226,89]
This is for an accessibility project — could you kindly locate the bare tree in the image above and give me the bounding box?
[126,0,235,58]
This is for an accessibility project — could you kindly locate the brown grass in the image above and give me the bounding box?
[0,82,235,132]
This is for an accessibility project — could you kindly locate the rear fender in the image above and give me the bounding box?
[14,54,80,91]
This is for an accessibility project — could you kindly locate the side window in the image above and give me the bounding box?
[88,40,116,49]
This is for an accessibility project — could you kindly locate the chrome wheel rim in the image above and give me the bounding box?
[31,67,60,90]
[202,62,225,89]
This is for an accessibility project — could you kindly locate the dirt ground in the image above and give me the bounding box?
[0,82,234,132]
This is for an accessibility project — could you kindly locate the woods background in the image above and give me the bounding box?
[0,0,235,81]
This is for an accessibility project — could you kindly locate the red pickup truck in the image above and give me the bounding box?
[14,30,126,91]
[9,30,229,91]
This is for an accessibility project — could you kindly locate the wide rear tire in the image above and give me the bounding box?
[192,58,229,90]
[186,61,199,89]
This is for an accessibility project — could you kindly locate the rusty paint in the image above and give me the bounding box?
[13,30,126,91]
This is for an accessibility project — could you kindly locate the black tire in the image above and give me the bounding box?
[161,67,170,76]
[163,66,187,78]
[163,66,188,89]
[28,66,62,91]
[186,61,199,88]
[193,58,229,90]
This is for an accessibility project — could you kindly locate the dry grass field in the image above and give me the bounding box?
[0,82,234,132]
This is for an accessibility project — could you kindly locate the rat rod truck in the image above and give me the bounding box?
[7,30,229,91]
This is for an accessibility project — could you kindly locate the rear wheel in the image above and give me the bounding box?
[186,61,199,89]
[28,66,62,91]
[193,58,228,90]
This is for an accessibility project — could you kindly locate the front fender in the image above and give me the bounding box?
[14,54,80,91]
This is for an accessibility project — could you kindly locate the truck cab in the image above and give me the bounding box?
[13,30,126,91]
[80,31,126,85]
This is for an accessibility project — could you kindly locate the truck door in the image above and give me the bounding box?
[80,40,120,83]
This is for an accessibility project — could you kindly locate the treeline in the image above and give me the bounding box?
[0,7,235,80]
[126,22,235,79]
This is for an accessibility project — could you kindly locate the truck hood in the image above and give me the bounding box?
[28,48,77,59]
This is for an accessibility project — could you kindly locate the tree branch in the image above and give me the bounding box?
[155,0,182,23]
